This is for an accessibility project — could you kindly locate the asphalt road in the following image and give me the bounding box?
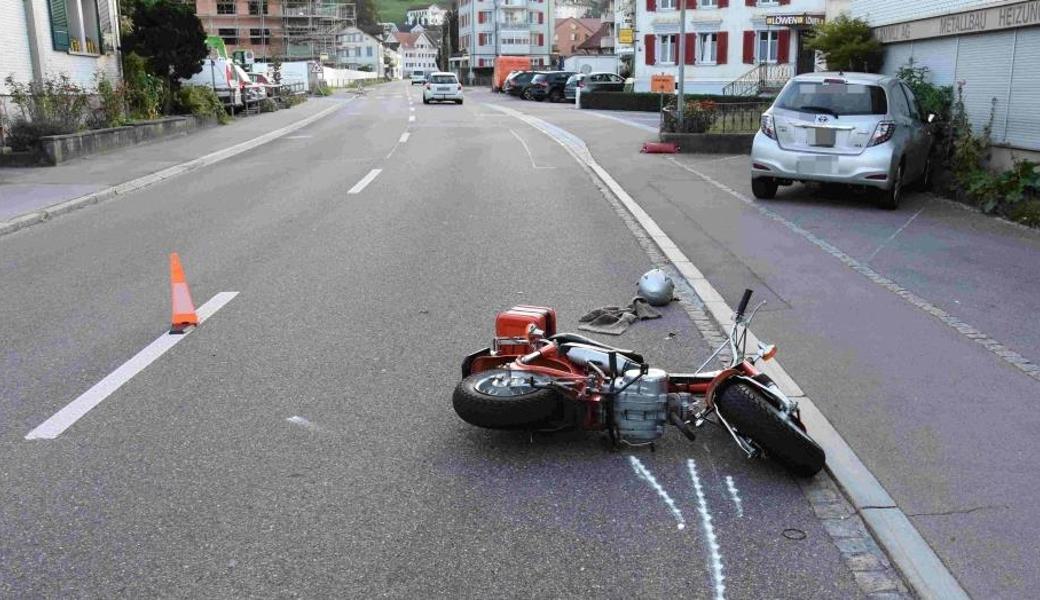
[486,91,1040,599]
[0,83,864,598]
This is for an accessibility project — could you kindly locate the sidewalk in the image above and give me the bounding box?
[0,96,349,223]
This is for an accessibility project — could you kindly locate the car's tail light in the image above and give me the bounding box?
[868,121,896,146]
[760,114,776,140]
[577,79,585,88]
[424,82,430,89]
[457,85,462,92]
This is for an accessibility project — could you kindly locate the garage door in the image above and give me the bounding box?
[954,31,1014,142]
[1005,28,1040,151]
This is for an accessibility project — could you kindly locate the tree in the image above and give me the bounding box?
[806,15,882,73]
[122,0,207,108]
[355,0,379,28]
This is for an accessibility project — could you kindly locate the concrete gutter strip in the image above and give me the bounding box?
[488,103,972,600]
[0,100,348,238]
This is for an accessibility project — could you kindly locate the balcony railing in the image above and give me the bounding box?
[497,22,528,31]
[496,0,528,9]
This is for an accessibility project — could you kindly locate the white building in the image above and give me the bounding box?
[1,0,122,93]
[633,0,825,94]
[850,0,1040,163]
[394,30,440,77]
[384,44,403,79]
[455,0,556,73]
[335,26,384,72]
[555,2,591,19]
[406,3,449,27]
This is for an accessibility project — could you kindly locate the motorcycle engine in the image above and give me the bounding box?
[613,368,670,444]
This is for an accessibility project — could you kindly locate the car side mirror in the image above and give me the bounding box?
[927,113,936,123]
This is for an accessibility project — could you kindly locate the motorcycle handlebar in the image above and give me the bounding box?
[735,289,753,321]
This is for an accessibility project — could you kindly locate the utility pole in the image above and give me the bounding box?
[676,0,686,130]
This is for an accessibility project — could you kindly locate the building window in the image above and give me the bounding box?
[219,28,238,44]
[249,28,271,45]
[758,30,778,63]
[659,0,676,9]
[699,32,717,63]
[58,0,103,54]
[248,1,268,16]
[217,1,236,15]
[367,46,373,57]
[570,32,576,41]
[699,0,717,6]
[659,34,678,64]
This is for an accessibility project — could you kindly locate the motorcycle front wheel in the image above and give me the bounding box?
[716,383,825,477]
[452,369,561,430]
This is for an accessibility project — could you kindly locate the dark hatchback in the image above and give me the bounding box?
[504,71,535,97]
[527,71,577,102]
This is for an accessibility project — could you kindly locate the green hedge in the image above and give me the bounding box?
[580,91,761,112]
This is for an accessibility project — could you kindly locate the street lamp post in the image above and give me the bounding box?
[676,0,686,130]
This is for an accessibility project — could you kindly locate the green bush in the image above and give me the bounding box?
[174,85,230,124]
[1008,199,1040,228]
[4,73,90,149]
[93,71,129,128]
[122,52,165,120]
[896,60,952,122]
[259,98,278,113]
[806,15,883,72]
[313,82,332,96]
[7,119,73,151]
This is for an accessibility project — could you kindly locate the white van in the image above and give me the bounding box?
[181,57,244,109]
[410,70,427,85]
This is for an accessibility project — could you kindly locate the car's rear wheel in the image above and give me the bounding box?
[879,162,904,210]
[549,89,563,102]
[752,177,778,199]
[456,99,463,105]
[523,89,534,101]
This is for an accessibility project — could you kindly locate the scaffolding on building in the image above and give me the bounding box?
[282,0,356,64]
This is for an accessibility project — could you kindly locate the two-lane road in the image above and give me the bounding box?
[0,83,865,597]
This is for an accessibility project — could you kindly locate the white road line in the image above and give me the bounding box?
[408,115,416,122]
[628,456,686,530]
[509,129,554,170]
[587,110,659,133]
[399,132,410,143]
[25,292,239,440]
[409,106,415,112]
[487,103,969,600]
[348,169,382,194]
[666,156,1040,384]
[385,143,399,159]
[688,459,726,600]
[866,205,926,263]
[724,475,744,518]
[287,415,319,431]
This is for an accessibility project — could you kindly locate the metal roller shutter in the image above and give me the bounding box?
[881,42,913,77]
[954,31,1014,142]
[1005,28,1040,151]
[908,38,957,85]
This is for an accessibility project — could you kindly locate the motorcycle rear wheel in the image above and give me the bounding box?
[453,369,561,429]
[716,383,825,477]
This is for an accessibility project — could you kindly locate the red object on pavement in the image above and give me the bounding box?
[641,142,679,154]
[169,252,199,333]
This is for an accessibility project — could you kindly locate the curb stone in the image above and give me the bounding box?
[0,99,350,239]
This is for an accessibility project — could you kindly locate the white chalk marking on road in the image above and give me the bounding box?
[866,205,926,263]
[688,459,726,600]
[628,456,686,530]
[486,103,969,600]
[408,115,416,122]
[724,475,744,518]
[287,415,319,431]
[399,132,410,143]
[509,129,555,170]
[25,292,239,440]
[348,169,382,194]
[666,156,1040,385]
[284,135,313,139]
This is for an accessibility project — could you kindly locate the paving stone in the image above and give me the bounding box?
[853,570,902,594]
[845,552,891,572]
[823,516,870,539]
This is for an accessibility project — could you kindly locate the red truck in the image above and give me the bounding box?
[492,56,532,92]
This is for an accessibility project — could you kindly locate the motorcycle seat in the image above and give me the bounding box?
[549,333,645,364]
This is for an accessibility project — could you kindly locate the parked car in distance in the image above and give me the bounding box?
[527,71,576,102]
[410,70,428,85]
[249,72,279,96]
[233,64,266,103]
[181,57,243,109]
[493,56,531,92]
[423,72,464,105]
[751,72,934,209]
[582,72,625,93]
[504,71,535,97]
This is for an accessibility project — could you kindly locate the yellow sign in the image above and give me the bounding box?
[619,28,634,44]
[650,73,674,93]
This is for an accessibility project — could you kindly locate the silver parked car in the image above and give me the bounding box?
[751,72,934,209]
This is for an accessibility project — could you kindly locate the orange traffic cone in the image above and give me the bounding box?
[169,252,199,334]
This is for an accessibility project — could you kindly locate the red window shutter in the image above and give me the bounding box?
[779,0,790,4]
[719,0,728,6]
[647,0,656,12]
[743,30,755,63]
[539,12,543,24]
[778,29,790,63]
[717,31,728,64]
[685,33,696,65]
[479,12,485,23]
[645,34,656,65]
[745,0,755,5]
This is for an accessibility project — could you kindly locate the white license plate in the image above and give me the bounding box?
[797,156,838,175]
[810,127,836,147]
[437,86,450,92]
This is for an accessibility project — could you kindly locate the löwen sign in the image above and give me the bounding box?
[875,0,1040,43]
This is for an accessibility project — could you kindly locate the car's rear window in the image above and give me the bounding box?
[430,75,457,84]
[776,81,888,116]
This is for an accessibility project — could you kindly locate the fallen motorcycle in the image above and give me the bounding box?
[453,290,825,477]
